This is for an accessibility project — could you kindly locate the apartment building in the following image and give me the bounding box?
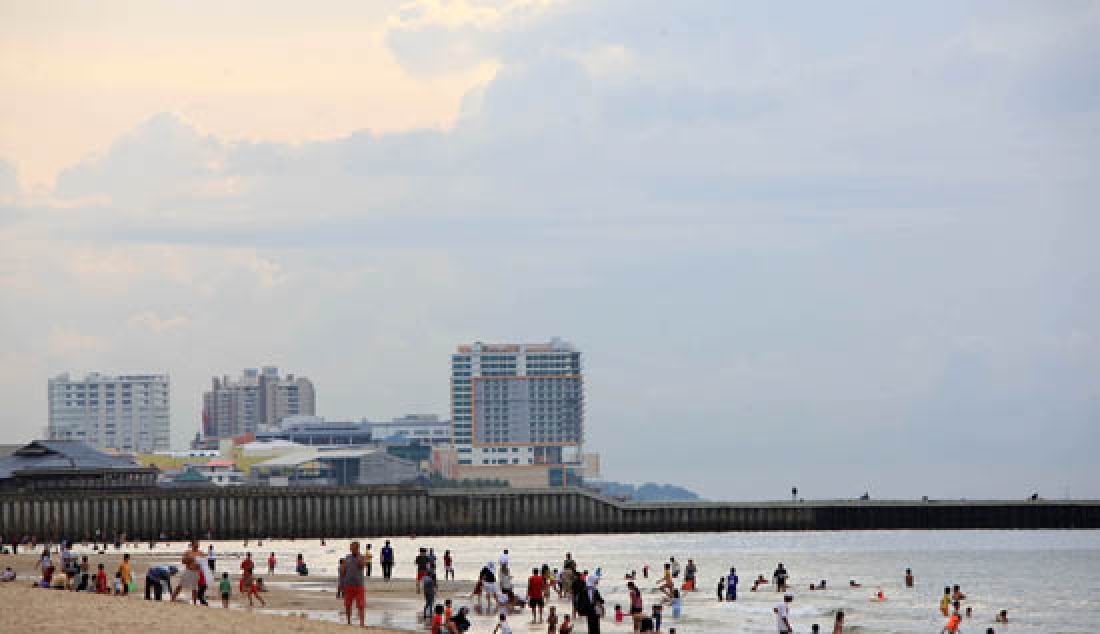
[202,366,315,439]
[47,372,171,452]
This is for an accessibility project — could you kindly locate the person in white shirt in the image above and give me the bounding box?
[493,612,512,634]
[776,593,794,633]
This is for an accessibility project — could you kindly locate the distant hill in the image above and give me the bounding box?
[589,480,701,501]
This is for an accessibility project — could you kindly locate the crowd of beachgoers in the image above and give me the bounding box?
[1,532,1013,633]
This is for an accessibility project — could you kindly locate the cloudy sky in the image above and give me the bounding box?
[1,1,1097,500]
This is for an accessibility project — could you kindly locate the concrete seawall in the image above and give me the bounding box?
[1,487,1097,540]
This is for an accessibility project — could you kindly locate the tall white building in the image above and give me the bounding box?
[451,339,584,486]
[47,372,171,453]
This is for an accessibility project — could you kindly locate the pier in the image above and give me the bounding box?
[1,487,1097,540]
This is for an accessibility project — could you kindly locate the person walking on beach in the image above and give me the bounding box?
[776,592,794,634]
[904,568,913,588]
[381,540,394,581]
[528,567,546,623]
[444,549,454,580]
[833,610,844,634]
[343,541,367,628]
[575,576,605,634]
[725,567,738,601]
[241,552,255,591]
[628,581,644,632]
[268,552,276,575]
[220,572,231,608]
[416,547,430,594]
[773,563,788,592]
[423,566,438,619]
[118,553,132,595]
[365,544,373,577]
[478,562,499,612]
[683,559,697,591]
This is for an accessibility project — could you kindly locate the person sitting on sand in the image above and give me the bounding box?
[1,567,15,582]
[296,553,309,576]
[872,588,885,601]
[848,580,861,588]
[751,574,768,592]
[996,610,1008,623]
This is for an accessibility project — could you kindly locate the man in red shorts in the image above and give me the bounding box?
[343,541,367,627]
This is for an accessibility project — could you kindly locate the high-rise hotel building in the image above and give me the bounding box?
[451,339,585,486]
[47,372,171,452]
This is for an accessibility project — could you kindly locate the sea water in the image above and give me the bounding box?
[134,530,1100,633]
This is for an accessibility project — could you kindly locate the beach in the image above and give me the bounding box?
[3,530,1099,633]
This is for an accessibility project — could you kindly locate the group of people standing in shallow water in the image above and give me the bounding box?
[7,536,1017,633]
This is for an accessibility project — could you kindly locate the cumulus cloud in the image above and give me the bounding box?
[1,1,1098,498]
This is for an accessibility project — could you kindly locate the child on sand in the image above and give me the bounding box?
[559,614,573,634]
[219,572,231,608]
[95,563,108,593]
[615,605,624,623]
[493,612,512,634]
[247,575,266,607]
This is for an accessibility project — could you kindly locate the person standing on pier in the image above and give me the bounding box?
[343,541,367,628]
[381,540,395,581]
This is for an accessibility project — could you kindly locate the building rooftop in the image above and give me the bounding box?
[253,447,385,468]
[456,338,576,354]
[0,440,153,480]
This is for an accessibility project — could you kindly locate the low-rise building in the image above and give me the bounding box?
[0,440,157,492]
[251,447,420,487]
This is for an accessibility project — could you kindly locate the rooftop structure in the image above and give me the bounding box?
[0,440,158,492]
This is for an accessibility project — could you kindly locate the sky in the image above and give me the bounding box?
[1,1,1098,501]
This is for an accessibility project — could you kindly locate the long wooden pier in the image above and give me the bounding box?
[1,487,1097,539]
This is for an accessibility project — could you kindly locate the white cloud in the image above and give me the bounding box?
[48,327,108,356]
[127,311,192,333]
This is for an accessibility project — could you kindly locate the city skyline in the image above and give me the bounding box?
[2,2,1098,501]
